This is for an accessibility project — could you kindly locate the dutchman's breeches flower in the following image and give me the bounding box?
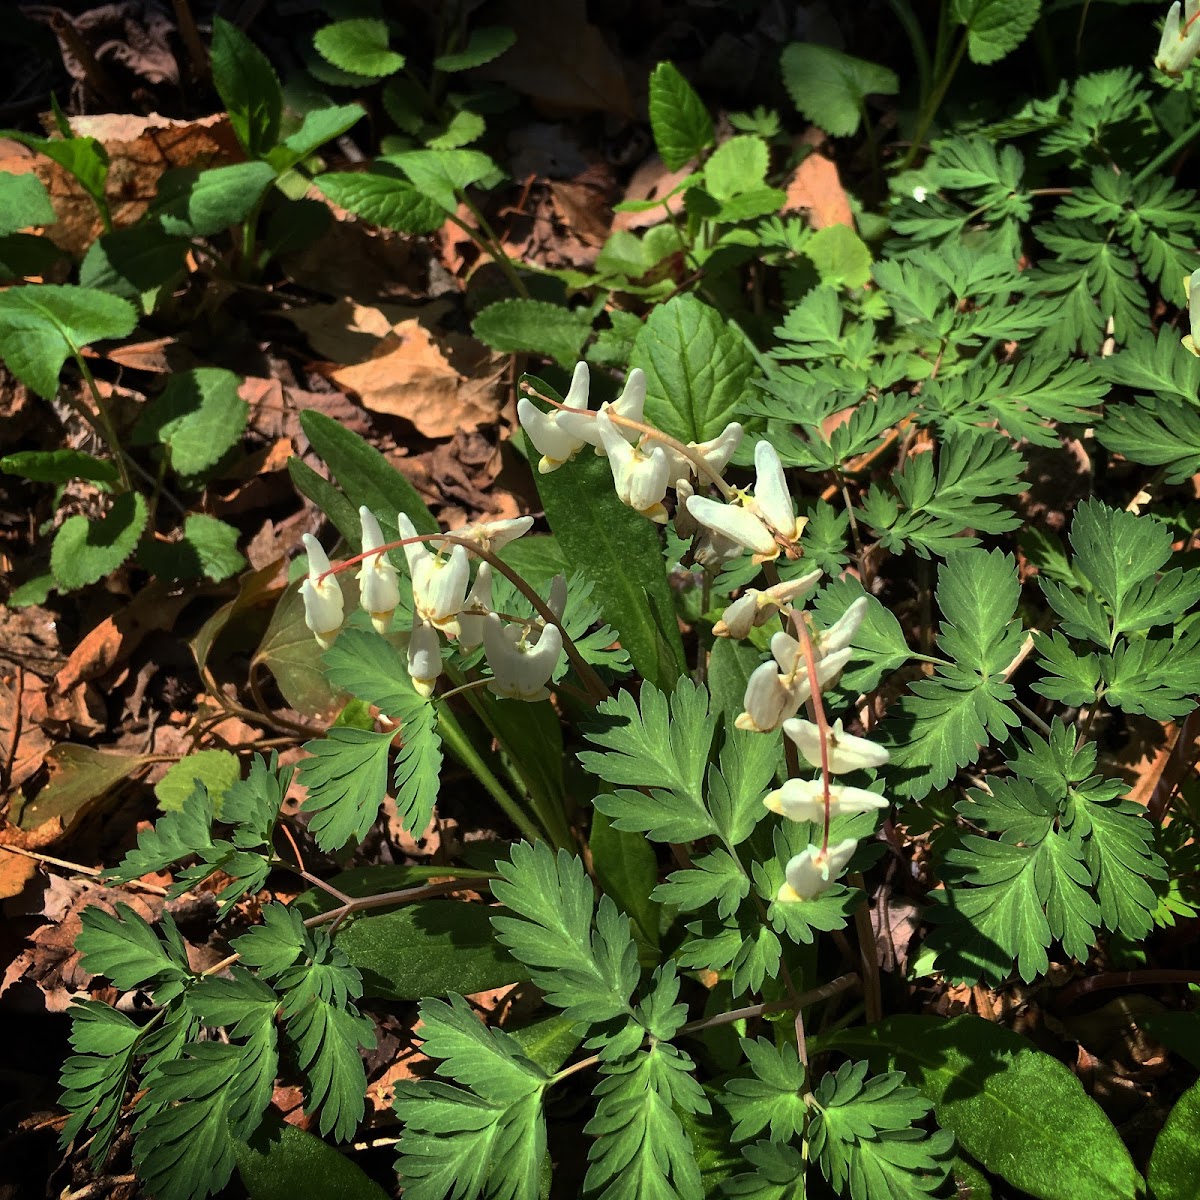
[1156,0,1200,74]
[398,513,470,636]
[595,410,671,523]
[517,361,593,473]
[1183,270,1200,356]
[408,620,443,698]
[357,507,401,634]
[439,515,534,555]
[482,613,563,702]
[784,717,891,774]
[715,571,822,639]
[559,366,647,452]
[685,440,806,561]
[777,838,859,902]
[456,563,494,652]
[735,639,852,733]
[300,534,344,649]
[764,779,888,824]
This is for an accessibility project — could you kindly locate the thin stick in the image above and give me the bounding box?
[0,844,168,895]
[2,662,24,792]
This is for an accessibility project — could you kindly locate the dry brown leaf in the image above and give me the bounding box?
[782,152,854,230]
[102,336,198,374]
[613,157,692,232]
[328,321,503,439]
[287,298,454,364]
[475,0,635,118]
[0,819,62,901]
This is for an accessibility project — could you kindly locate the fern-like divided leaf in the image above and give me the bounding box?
[59,1001,142,1158]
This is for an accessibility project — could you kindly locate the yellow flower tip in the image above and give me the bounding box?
[1183,334,1199,357]
[734,711,765,732]
[750,546,782,566]
[369,612,393,635]
[775,882,803,904]
[314,629,338,650]
[537,456,562,474]
[642,502,669,524]
[411,677,436,698]
[762,794,784,814]
[1185,273,1193,303]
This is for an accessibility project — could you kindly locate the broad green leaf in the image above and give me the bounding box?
[133,367,248,476]
[211,17,282,156]
[152,162,276,238]
[805,224,873,289]
[0,232,64,281]
[138,514,247,582]
[4,131,108,220]
[532,440,685,691]
[314,18,405,78]
[155,749,240,814]
[0,171,55,234]
[631,294,757,443]
[648,61,714,170]
[50,492,149,592]
[268,104,364,172]
[335,902,526,999]
[385,149,499,214]
[473,299,593,368]
[780,43,898,137]
[0,283,136,400]
[0,449,118,486]
[824,1015,1143,1200]
[1148,1079,1200,1200]
[434,26,516,72]
[79,224,191,304]
[314,171,443,235]
[952,0,1041,64]
[705,136,767,201]
[236,1111,390,1200]
[590,809,662,950]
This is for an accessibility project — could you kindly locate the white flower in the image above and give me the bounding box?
[764,778,888,824]
[1184,269,1200,356]
[714,571,822,639]
[818,597,869,656]
[398,513,470,636]
[547,573,568,621]
[777,838,858,902]
[595,410,671,523]
[660,421,745,490]
[734,638,852,733]
[299,534,344,649]
[408,619,443,697]
[685,441,806,561]
[439,516,534,555]
[912,185,928,203]
[457,563,493,651]
[560,367,647,451]
[482,612,563,702]
[1156,0,1200,74]
[784,717,890,774]
[517,361,593,473]
[356,507,401,634]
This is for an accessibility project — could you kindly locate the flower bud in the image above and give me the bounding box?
[776,838,858,902]
[300,534,344,649]
[357,507,401,634]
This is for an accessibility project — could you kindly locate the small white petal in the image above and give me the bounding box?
[457,563,493,651]
[443,515,534,555]
[413,543,470,625]
[685,495,777,557]
[482,614,562,702]
[564,361,591,410]
[407,619,442,697]
[735,660,804,733]
[783,718,890,774]
[778,837,859,902]
[714,591,759,640]
[518,397,587,471]
[693,421,744,479]
[764,778,889,824]
[396,513,429,578]
[547,573,568,621]
[819,597,869,656]
[752,440,799,541]
[302,533,333,579]
[357,506,400,626]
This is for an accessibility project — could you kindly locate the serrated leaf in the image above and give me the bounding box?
[133,367,248,476]
[315,170,446,235]
[780,43,898,138]
[648,61,713,170]
[268,103,365,173]
[473,298,593,368]
[630,293,757,443]
[0,283,136,401]
[151,161,276,238]
[4,131,108,220]
[155,749,240,814]
[77,904,192,1002]
[434,25,516,72]
[300,726,394,850]
[721,1039,807,1142]
[952,0,1041,64]
[385,148,499,214]
[0,448,118,486]
[705,136,767,201]
[805,224,873,289]
[79,223,191,304]
[139,514,247,582]
[314,18,405,77]
[0,170,55,234]
[50,492,148,591]
[211,17,281,157]
[59,1001,142,1156]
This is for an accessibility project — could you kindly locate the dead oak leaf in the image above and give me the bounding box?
[782,152,854,230]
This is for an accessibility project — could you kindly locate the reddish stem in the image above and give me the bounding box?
[792,613,832,854]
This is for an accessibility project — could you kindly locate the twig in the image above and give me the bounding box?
[0,844,167,895]
[49,13,124,111]
[2,662,24,792]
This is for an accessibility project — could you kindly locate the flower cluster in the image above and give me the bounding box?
[300,507,566,703]
[517,363,806,562]
[1155,0,1200,75]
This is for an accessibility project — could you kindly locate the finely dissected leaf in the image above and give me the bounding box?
[585,1042,709,1200]
[473,298,594,368]
[133,367,249,476]
[0,170,55,234]
[581,679,717,842]
[434,25,516,71]
[631,293,757,443]
[653,848,749,919]
[808,1061,954,1200]
[952,0,1041,64]
[825,1015,1144,1200]
[210,17,281,156]
[648,61,713,169]
[76,903,192,1003]
[780,43,898,137]
[887,549,1023,799]
[858,434,1023,558]
[314,18,405,77]
[490,841,639,1026]
[59,1001,142,1156]
[0,283,136,401]
[1098,398,1200,485]
[724,1140,808,1199]
[300,726,394,850]
[1100,631,1200,720]
[315,628,442,838]
[721,1039,807,1142]
[133,1044,245,1200]
[315,171,444,234]
[812,577,911,693]
[233,903,309,977]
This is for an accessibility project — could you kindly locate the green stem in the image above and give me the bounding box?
[239,194,266,280]
[899,29,969,171]
[888,0,932,104]
[454,195,530,298]
[435,704,546,844]
[72,352,132,492]
[1132,116,1200,187]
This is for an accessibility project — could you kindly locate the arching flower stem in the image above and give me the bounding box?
[791,611,834,856]
[519,381,737,500]
[318,531,611,705]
